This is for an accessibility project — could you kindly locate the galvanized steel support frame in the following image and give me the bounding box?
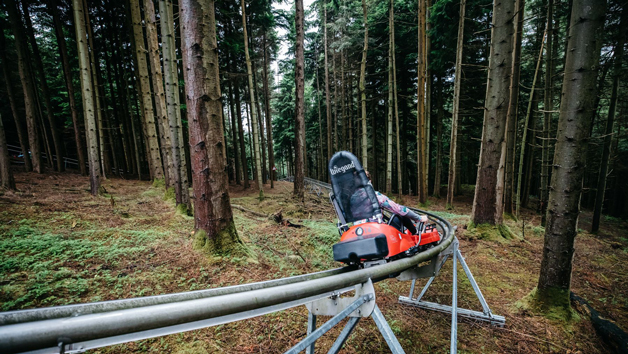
[398,238,506,354]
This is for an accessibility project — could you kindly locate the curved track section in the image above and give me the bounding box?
[0,178,454,354]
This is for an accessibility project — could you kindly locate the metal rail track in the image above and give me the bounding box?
[0,179,454,353]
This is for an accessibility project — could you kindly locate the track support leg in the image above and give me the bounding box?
[305,312,317,354]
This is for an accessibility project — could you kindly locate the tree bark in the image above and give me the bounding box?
[0,114,15,190]
[227,74,241,185]
[592,5,625,233]
[0,20,32,172]
[50,0,86,175]
[162,0,190,208]
[536,0,605,311]
[180,0,243,252]
[446,0,466,208]
[145,0,174,188]
[471,0,515,225]
[417,0,427,203]
[359,0,369,170]
[129,0,163,180]
[21,0,65,172]
[6,0,42,173]
[82,0,107,178]
[433,75,444,198]
[294,0,306,201]
[540,0,554,225]
[263,32,275,188]
[234,76,249,188]
[241,0,264,197]
[386,0,394,195]
[425,0,432,196]
[73,0,101,195]
[516,30,546,217]
[324,0,332,179]
[504,0,525,215]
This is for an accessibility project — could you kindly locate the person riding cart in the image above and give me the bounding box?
[328,151,441,264]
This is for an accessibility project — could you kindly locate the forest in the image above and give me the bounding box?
[0,0,627,353]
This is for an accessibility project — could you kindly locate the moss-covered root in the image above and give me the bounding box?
[466,223,516,241]
[516,287,578,322]
[258,188,265,201]
[192,221,254,260]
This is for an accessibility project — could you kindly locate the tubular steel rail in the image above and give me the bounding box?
[0,176,503,354]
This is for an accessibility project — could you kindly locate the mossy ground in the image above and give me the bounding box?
[1,172,626,353]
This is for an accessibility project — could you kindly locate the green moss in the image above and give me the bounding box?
[192,221,254,261]
[163,187,175,201]
[175,203,190,216]
[516,287,579,322]
[152,178,165,188]
[258,189,265,201]
[466,223,515,241]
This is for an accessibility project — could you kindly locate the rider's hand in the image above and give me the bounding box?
[419,215,428,223]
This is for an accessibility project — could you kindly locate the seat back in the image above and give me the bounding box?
[328,151,381,224]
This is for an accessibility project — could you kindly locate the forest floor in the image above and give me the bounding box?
[1,171,627,353]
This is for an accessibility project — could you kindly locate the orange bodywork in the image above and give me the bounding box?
[340,222,441,259]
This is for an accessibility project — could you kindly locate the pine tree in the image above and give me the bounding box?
[180,0,245,254]
[535,0,606,313]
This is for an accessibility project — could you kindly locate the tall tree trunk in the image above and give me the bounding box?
[324,0,332,180]
[263,32,275,188]
[241,0,264,198]
[425,0,432,196]
[417,0,427,203]
[341,51,346,152]
[536,0,605,311]
[433,75,444,198]
[251,58,267,184]
[234,76,249,188]
[6,0,42,173]
[294,0,306,201]
[516,30,546,217]
[145,0,174,188]
[73,0,101,195]
[316,52,324,180]
[393,51,402,196]
[160,0,182,202]
[227,73,241,186]
[82,0,108,178]
[359,0,369,170]
[386,0,394,195]
[50,1,86,175]
[162,0,190,208]
[540,0,554,225]
[333,51,339,154]
[470,0,515,225]
[0,21,32,172]
[180,0,243,253]
[504,0,525,215]
[592,5,625,233]
[446,0,466,208]
[21,0,65,172]
[129,0,163,180]
[0,114,15,190]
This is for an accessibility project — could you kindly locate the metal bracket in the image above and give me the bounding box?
[397,238,457,280]
[300,279,404,354]
[398,238,505,354]
[306,279,375,318]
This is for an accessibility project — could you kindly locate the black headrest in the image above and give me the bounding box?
[328,151,381,223]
